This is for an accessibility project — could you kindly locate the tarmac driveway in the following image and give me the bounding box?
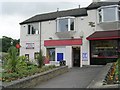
[35,65,104,88]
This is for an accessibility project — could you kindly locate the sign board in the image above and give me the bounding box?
[26,43,34,49]
[82,53,88,61]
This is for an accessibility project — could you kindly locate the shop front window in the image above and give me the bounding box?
[91,40,118,58]
[47,48,55,61]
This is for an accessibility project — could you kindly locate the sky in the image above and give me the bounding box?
[0,0,119,39]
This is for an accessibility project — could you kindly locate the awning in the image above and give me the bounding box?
[86,30,120,40]
[44,38,82,46]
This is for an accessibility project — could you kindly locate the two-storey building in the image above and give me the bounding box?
[20,1,120,68]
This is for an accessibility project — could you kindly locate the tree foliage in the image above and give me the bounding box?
[4,46,27,73]
[1,36,19,53]
[5,46,18,72]
[37,50,44,68]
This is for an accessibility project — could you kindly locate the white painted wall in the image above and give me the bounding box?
[41,20,59,56]
[20,23,40,63]
[72,10,98,65]
[65,46,72,68]
[20,5,119,67]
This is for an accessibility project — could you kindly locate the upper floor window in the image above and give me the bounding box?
[27,23,39,35]
[56,17,75,32]
[119,6,120,20]
[98,5,120,23]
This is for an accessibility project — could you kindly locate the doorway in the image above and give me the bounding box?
[72,47,80,67]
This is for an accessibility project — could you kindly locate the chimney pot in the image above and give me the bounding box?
[57,8,59,12]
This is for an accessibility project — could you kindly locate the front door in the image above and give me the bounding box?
[72,47,80,67]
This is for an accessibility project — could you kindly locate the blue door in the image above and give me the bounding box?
[57,53,63,61]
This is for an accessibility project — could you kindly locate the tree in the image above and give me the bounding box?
[2,36,12,52]
[1,36,19,53]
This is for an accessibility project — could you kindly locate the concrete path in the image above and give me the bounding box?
[35,65,104,88]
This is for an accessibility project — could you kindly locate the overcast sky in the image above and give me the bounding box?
[0,0,118,39]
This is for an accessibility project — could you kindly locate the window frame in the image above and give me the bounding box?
[90,40,118,58]
[25,54,29,61]
[56,16,75,32]
[34,52,39,59]
[98,5,120,23]
[46,48,55,61]
[118,6,120,20]
[27,23,39,35]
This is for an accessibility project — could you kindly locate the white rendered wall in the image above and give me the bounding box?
[73,10,98,65]
[40,20,58,56]
[20,7,119,66]
[65,46,72,68]
[20,23,40,63]
[20,10,97,65]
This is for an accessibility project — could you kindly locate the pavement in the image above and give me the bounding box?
[35,65,104,88]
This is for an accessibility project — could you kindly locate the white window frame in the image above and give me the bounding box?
[56,16,75,32]
[98,5,120,23]
[118,6,120,20]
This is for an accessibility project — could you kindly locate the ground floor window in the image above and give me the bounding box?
[25,54,29,61]
[91,40,118,58]
[34,52,39,59]
[47,48,55,61]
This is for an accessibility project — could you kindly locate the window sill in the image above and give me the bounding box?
[56,30,76,33]
[97,20,120,25]
[26,34,39,36]
[55,31,76,38]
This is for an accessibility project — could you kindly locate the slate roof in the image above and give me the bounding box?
[87,1,120,10]
[20,8,87,25]
[20,1,120,25]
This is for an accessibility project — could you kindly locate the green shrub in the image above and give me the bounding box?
[4,46,18,72]
[2,62,57,82]
[16,56,28,73]
[2,72,19,81]
[36,50,44,68]
[48,65,56,69]
[116,58,120,81]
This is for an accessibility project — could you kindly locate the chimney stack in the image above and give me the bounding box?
[57,8,59,12]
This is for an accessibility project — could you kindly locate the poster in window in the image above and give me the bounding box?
[26,43,34,49]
